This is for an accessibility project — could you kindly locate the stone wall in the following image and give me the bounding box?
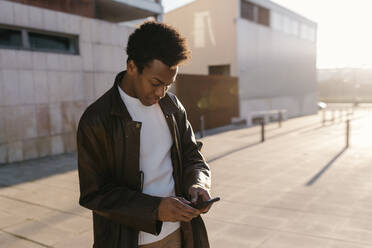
[0,1,134,164]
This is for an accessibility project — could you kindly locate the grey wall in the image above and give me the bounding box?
[237,18,317,118]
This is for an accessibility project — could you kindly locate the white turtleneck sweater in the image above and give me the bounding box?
[118,86,180,245]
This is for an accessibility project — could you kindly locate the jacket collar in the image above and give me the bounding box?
[110,71,178,119]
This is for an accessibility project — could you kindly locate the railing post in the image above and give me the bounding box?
[261,118,265,143]
[200,115,205,138]
[346,119,350,148]
[278,111,282,128]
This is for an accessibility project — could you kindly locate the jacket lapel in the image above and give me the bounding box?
[109,71,143,190]
[159,94,184,196]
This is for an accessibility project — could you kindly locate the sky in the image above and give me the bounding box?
[162,0,372,69]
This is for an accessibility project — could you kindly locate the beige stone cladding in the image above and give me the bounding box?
[0,1,134,163]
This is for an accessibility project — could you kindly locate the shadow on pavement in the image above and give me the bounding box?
[299,122,340,134]
[306,147,347,186]
[0,153,77,188]
[207,141,261,163]
[266,121,322,140]
[206,121,322,164]
[299,115,365,135]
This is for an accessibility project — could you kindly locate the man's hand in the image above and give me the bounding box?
[188,185,212,213]
[157,197,201,222]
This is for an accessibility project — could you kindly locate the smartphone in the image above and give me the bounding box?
[191,197,220,209]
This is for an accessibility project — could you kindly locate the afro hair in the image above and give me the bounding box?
[126,21,190,73]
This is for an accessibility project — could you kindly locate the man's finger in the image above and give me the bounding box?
[172,209,194,222]
[200,204,212,213]
[179,216,191,222]
[179,197,191,205]
[199,189,211,201]
[180,211,197,220]
[197,190,212,213]
[190,190,198,203]
[176,200,200,215]
[180,211,199,221]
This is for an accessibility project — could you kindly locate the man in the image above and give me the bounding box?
[77,21,212,248]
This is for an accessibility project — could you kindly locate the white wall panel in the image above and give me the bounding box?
[237,17,317,117]
[18,70,35,105]
[33,70,49,104]
[16,51,33,70]
[0,1,14,24]
[42,9,58,31]
[32,53,48,70]
[14,3,29,27]
[2,70,20,106]
[0,50,18,70]
[28,6,43,29]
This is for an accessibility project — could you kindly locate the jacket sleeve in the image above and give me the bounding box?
[175,101,211,196]
[77,117,162,235]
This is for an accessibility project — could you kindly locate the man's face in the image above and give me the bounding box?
[133,59,178,106]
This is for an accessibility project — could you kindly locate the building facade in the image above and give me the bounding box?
[0,0,163,164]
[164,0,318,120]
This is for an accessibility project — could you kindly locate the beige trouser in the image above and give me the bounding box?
[139,228,181,248]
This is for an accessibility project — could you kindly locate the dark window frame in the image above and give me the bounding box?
[241,0,256,22]
[0,26,23,49]
[258,6,270,26]
[240,0,270,27]
[208,64,231,76]
[0,24,79,55]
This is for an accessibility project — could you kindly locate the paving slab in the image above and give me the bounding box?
[2,219,75,247]
[0,231,44,248]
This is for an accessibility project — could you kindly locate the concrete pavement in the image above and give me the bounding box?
[1,108,372,247]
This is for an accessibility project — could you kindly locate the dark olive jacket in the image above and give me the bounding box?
[77,71,211,248]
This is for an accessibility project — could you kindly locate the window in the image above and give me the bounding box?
[0,25,78,54]
[209,65,230,76]
[308,27,316,42]
[291,20,299,36]
[29,32,77,53]
[258,6,270,26]
[241,0,270,27]
[300,24,310,40]
[241,0,255,21]
[283,16,291,34]
[271,12,283,31]
[0,28,22,48]
[270,12,316,42]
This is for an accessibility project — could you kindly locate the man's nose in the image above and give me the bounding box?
[155,85,167,98]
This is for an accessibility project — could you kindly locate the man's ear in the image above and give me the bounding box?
[127,60,138,76]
